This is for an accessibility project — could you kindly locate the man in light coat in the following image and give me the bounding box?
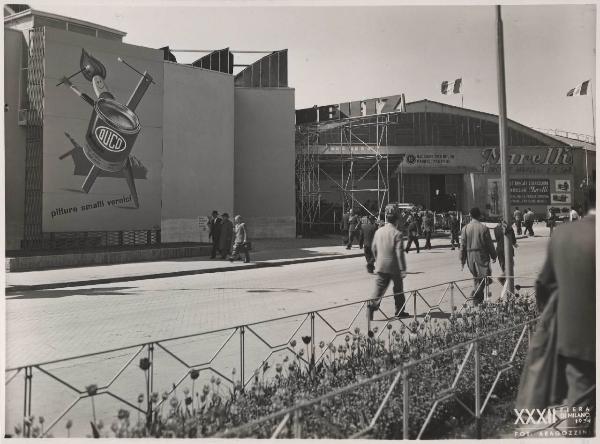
[460,207,497,305]
[513,207,523,235]
[368,207,410,320]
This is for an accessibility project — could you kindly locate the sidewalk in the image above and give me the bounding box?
[6,234,459,292]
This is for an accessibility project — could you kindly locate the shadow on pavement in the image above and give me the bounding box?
[6,286,137,300]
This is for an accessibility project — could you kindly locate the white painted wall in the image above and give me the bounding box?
[162,63,235,242]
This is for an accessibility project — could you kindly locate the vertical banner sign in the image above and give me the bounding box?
[42,28,163,232]
[198,216,210,243]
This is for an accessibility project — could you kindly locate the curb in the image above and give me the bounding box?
[6,252,365,293]
[5,239,464,293]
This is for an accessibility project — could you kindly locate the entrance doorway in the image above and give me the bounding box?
[429,175,445,211]
[429,175,457,212]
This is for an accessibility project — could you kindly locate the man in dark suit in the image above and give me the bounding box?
[346,208,361,249]
[208,210,222,259]
[219,213,234,259]
[404,217,420,253]
[449,212,460,250]
[460,207,497,305]
[340,210,350,246]
[360,215,377,273]
[493,220,517,285]
[368,207,410,319]
[535,187,595,412]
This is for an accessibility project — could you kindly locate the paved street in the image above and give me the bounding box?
[5,228,550,437]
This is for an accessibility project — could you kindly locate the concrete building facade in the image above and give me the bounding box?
[4,8,296,251]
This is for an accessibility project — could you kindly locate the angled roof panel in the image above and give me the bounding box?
[234,49,288,87]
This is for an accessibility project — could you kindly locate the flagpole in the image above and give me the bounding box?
[496,5,514,295]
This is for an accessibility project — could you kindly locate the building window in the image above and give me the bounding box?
[97,29,122,41]
[67,22,97,37]
[35,16,67,30]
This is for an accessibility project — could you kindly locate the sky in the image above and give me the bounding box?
[24,1,597,136]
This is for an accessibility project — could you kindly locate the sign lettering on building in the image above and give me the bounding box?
[509,179,551,205]
[482,147,573,174]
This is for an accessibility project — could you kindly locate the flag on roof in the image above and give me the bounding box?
[566,80,590,96]
[441,78,462,95]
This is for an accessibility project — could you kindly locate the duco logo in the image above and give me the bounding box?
[514,409,558,425]
[95,126,127,152]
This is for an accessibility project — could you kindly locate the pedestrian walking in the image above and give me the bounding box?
[523,208,535,236]
[546,208,557,236]
[513,207,523,235]
[460,207,497,305]
[230,215,250,263]
[346,209,361,249]
[208,210,222,259]
[422,211,433,249]
[493,220,517,285]
[340,210,350,245]
[358,214,369,249]
[368,207,410,320]
[361,215,377,273]
[449,212,460,250]
[219,213,234,259]
[517,187,595,427]
[404,216,420,253]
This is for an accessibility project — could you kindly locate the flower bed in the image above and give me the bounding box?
[11,293,537,439]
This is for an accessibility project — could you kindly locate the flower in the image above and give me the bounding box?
[387,324,393,330]
[319,341,325,349]
[290,339,297,348]
[162,391,169,401]
[169,397,179,409]
[368,330,374,338]
[232,367,237,375]
[210,375,216,384]
[354,327,361,335]
[345,335,350,342]
[151,392,159,403]
[491,349,498,356]
[190,369,200,380]
[275,363,283,373]
[117,409,129,420]
[96,419,103,430]
[202,385,210,395]
[299,349,305,356]
[137,393,144,404]
[216,378,221,386]
[373,326,379,333]
[139,358,151,371]
[110,422,118,433]
[302,335,311,345]
[185,396,193,406]
[66,419,73,429]
[38,416,45,425]
[85,383,98,396]
[283,356,289,363]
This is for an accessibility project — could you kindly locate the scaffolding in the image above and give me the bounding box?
[295,114,393,235]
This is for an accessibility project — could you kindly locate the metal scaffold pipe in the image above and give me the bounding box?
[496,5,514,294]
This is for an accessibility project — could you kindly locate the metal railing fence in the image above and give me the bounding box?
[6,276,536,437]
[219,318,537,439]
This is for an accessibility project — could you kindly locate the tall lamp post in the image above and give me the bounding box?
[496,5,514,294]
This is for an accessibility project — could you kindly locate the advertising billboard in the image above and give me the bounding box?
[42,28,163,232]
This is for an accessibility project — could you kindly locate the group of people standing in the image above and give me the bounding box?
[513,207,535,236]
[207,211,251,263]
